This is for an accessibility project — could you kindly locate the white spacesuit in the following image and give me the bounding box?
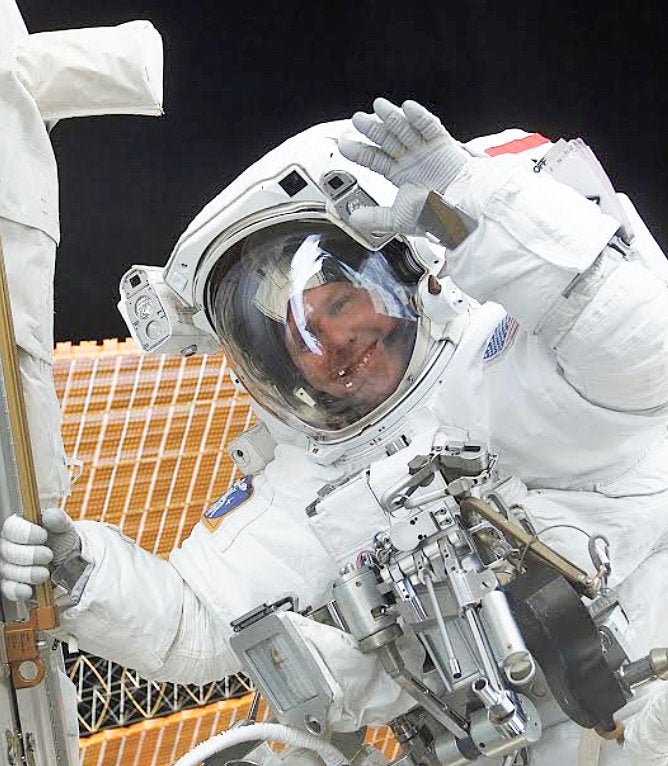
[2,98,668,765]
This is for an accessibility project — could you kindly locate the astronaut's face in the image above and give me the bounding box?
[285,280,413,409]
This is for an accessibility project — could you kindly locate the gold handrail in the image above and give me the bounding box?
[0,239,59,689]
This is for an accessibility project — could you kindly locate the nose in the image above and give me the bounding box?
[316,316,357,352]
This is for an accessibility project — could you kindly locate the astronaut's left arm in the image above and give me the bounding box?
[340,100,668,414]
[442,157,668,413]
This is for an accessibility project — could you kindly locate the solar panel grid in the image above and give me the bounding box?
[140,698,254,766]
[55,340,252,557]
[79,697,399,766]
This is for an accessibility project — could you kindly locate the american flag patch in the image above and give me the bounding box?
[483,316,519,361]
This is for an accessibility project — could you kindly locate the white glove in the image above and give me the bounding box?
[0,508,81,601]
[338,98,470,237]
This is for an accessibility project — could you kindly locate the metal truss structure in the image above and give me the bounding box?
[66,650,254,734]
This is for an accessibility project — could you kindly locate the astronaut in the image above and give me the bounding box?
[2,98,668,765]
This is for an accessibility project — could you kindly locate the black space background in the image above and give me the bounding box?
[17,1,668,343]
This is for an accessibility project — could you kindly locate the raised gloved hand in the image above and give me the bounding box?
[0,508,81,601]
[338,98,471,237]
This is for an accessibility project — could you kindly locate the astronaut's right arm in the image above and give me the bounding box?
[0,510,240,683]
[58,521,240,684]
[1,447,341,684]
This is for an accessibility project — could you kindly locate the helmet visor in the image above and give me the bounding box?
[207,221,420,432]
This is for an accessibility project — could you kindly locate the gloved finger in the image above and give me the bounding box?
[1,514,47,545]
[0,538,53,566]
[338,137,395,178]
[373,97,423,150]
[42,507,73,534]
[401,100,448,142]
[0,560,51,585]
[348,205,397,237]
[351,112,405,159]
[1,579,33,602]
[392,182,431,226]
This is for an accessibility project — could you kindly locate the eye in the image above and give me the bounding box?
[329,295,351,317]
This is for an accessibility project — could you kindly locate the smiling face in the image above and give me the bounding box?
[285,280,414,410]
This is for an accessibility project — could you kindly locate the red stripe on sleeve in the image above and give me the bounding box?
[485,133,551,156]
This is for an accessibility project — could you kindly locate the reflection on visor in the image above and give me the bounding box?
[207,221,420,433]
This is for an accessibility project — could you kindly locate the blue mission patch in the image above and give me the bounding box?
[202,475,253,531]
[483,315,519,361]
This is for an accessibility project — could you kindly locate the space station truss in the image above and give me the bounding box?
[66,651,254,734]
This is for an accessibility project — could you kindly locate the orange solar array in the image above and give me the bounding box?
[54,339,254,555]
[79,697,265,766]
[78,698,399,766]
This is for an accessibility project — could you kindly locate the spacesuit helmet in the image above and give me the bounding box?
[126,122,458,443]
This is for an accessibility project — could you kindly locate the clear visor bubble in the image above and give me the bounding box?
[207,221,421,433]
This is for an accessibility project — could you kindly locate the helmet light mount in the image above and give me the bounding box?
[118,265,220,356]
